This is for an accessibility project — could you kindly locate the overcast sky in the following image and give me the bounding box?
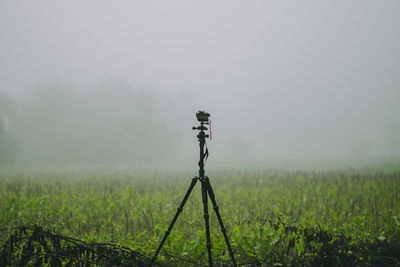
[1,1,399,165]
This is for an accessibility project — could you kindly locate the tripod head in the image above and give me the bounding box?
[192,110,210,139]
[192,110,210,136]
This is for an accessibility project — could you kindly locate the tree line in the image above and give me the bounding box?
[0,79,187,166]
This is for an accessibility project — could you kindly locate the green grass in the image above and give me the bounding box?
[1,166,399,265]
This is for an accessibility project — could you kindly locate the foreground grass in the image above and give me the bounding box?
[1,166,399,265]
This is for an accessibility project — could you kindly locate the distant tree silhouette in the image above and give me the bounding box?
[0,92,18,165]
[12,79,180,165]
[0,119,18,165]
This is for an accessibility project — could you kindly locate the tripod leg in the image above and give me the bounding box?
[205,177,237,267]
[201,178,213,267]
[149,177,198,267]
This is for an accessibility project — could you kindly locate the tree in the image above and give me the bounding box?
[0,119,18,165]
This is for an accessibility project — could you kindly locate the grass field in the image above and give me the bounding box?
[1,165,400,265]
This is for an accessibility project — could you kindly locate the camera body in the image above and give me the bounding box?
[196,111,210,122]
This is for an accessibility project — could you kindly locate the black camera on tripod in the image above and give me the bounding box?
[196,111,210,122]
[150,110,236,267]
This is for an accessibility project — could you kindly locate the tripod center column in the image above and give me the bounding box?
[198,129,206,178]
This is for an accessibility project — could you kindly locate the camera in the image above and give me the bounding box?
[196,111,210,122]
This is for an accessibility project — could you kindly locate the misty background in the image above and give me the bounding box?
[0,1,399,169]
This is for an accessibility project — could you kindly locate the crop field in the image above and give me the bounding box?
[1,165,400,266]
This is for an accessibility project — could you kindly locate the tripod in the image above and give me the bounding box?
[149,112,237,267]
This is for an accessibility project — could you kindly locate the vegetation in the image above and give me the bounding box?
[1,166,400,265]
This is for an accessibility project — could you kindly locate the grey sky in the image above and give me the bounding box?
[1,1,399,165]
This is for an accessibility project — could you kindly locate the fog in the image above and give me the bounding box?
[1,1,399,169]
